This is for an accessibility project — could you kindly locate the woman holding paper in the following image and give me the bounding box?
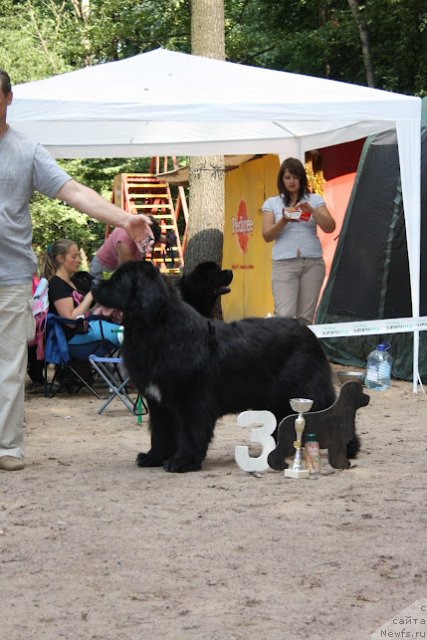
[261,157,335,324]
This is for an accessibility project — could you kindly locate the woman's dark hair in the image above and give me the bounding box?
[0,69,12,96]
[277,157,310,206]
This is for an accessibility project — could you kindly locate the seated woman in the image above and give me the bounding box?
[42,239,122,349]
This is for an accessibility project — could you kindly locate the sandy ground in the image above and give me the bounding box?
[1,368,426,640]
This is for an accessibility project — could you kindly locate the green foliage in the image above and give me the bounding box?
[2,0,425,91]
[85,0,191,61]
[59,157,152,198]
[365,0,427,95]
[224,0,426,94]
[0,0,77,81]
[225,0,362,81]
[30,194,98,264]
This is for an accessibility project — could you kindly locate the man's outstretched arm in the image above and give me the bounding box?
[55,179,153,247]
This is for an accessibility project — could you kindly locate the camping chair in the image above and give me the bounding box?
[44,313,119,398]
[27,277,49,386]
[88,354,148,418]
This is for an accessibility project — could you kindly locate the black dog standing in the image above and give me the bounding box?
[94,261,337,473]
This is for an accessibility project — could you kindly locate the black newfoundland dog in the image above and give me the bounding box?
[178,261,233,318]
[94,261,337,473]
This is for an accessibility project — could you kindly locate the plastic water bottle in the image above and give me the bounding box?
[304,433,320,476]
[365,343,392,391]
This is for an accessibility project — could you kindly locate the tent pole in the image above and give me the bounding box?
[413,329,425,393]
[396,119,422,394]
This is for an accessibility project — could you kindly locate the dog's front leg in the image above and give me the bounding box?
[136,400,177,467]
[163,405,216,473]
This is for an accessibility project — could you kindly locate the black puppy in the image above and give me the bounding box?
[178,261,233,318]
[71,271,94,295]
[94,261,336,473]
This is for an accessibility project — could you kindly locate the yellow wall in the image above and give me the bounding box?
[222,154,280,321]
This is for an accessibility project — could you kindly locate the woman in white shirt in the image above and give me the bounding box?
[262,157,335,324]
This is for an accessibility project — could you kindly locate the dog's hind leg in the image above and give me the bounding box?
[136,400,177,468]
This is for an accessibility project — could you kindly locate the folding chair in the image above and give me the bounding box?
[89,355,148,417]
[27,277,49,387]
[44,313,118,398]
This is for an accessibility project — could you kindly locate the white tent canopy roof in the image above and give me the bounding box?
[8,48,423,389]
[9,47,420,158]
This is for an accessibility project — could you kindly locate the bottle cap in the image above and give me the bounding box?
[306,433,318,442]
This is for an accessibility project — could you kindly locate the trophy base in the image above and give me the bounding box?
[284,468,310,479]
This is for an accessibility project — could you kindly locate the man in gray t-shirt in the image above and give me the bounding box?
[0,127,71,285]
[0,69,153,471]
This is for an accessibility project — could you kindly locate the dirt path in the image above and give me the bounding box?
[1,372,426,639]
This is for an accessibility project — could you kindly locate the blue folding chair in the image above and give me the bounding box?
[89,354,148,418]
[44,313,118,398]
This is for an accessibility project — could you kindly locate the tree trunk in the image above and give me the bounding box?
[347,0,375,87]
[187,0,225,275]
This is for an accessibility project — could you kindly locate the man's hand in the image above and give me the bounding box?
[124,215,154,253]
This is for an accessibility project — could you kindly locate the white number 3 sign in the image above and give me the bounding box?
[235,410,277,473]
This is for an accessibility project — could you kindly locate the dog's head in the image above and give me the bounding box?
[338,381,370,441]
[93,260,169,324]
[179,261,233,318]
[71,270,94,295]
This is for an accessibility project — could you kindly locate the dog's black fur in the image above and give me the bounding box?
[71,271,94,296]
[93,260,339,473]
[178,261,233,318]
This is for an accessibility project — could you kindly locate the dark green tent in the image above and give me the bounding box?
[316,98,427,382]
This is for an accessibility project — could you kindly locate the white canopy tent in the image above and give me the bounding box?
[8,48,422,389]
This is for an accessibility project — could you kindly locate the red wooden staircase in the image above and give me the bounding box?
[111,163,188,274]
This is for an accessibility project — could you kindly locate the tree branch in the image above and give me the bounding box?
[27,1,59,73]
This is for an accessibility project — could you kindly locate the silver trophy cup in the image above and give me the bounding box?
[284,398,313,479]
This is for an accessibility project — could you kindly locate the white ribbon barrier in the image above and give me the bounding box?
[309,316,427,339]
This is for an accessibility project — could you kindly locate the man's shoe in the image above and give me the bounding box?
[0,456,25,471]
